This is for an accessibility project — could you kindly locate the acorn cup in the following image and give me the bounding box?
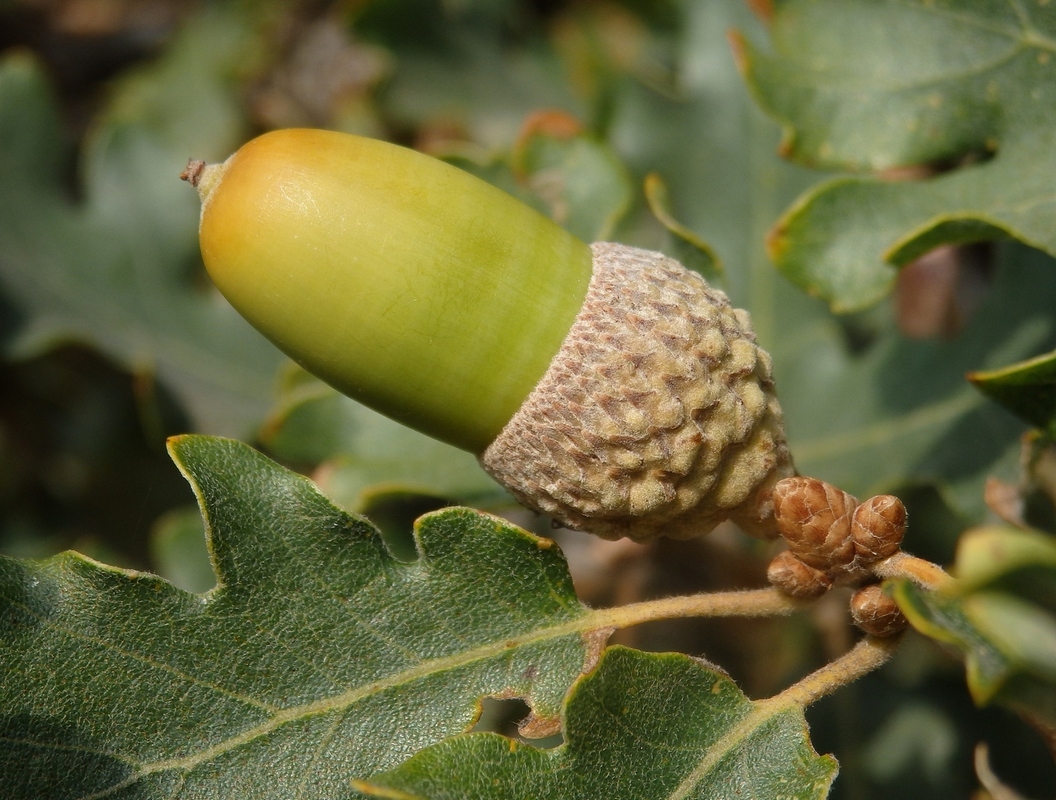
[183,128,794,541]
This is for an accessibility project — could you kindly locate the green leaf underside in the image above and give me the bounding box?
[0,13,282,435]
[969,348,1056,438]
[741,0,1056,310]
[892,526,1056,721]
[0,436,591,799]
[353,647,837,800]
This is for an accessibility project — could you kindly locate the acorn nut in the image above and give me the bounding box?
[184,128,793,541]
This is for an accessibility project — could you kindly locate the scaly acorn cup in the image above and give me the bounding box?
[184,128,793,541]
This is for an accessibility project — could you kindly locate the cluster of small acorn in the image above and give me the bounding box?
[767,476,909,637]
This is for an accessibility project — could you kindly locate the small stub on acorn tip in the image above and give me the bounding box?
[180,159,207,187]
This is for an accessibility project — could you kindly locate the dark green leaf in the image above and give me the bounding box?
[372,9,582,151]
[352,647,837,800]
[780,243,1056,520]
[0,436,592,799]
[739,0,1056,310]
[969,348,1056,438]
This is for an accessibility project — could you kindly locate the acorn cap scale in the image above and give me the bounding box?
[187,128,794,541]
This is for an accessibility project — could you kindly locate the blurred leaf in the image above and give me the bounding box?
[974,743,1032,800]
[781,243,1056,522]
[352,647,837,800]
[644,172,722,282]
[969,348,1056,439]
[512,113,633,242]
[953,526,1056,598]
[893,526,1056,725]
[738,0,1056,310]
[436,0,1056,526]
[364,1,582,150]
[862,703,957,786]
[259,372,506,513]
[0,436,592,799]
[0,9,282,437]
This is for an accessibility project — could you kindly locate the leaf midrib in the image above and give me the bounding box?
[665,696,796,800]
[8,601,589,800]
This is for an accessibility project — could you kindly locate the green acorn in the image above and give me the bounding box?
[184,128,793,541]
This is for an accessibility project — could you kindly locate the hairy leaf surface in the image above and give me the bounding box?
[352,647,837,800]
[0,436,592,799]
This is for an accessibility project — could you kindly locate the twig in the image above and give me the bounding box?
[872,551,952,589]
[772,634,902,708]
[585,587,807,631]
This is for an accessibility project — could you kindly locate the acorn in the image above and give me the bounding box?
[183,128,793,541]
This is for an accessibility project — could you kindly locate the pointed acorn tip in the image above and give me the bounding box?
[180,159,207,187]
[180,158,227,204]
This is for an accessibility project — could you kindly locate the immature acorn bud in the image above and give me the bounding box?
[766,550,833,598]
[851,494,906,564]
[849,584,907,638]
[185,129,793,541]
[772,477,857,571]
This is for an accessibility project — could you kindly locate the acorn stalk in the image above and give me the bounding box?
[185,128,793,541]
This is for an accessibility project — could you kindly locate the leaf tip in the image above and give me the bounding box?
[164,433,194,464]
[745,0,775,23]
[726,29,749,74]
[765,219,790,263]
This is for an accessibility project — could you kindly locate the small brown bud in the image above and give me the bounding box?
[772,477,857,571]
[852,494,906,564]
[767,550,833,598]
[850,584,907,637]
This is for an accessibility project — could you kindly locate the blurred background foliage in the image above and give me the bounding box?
[0,0,1053,797]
